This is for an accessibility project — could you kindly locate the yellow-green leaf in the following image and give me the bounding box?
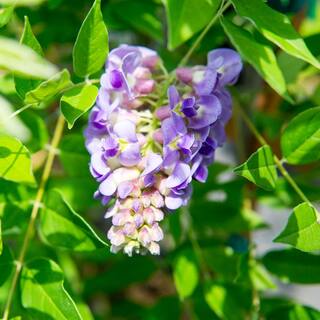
[274,202,320,252]
[234,145,277,191]
[60,84,98,129]
[0,5,13,28]
[230,0,320,69]
[281,107,320,165]
[15,16,43,99]
[24,69,72,105]
[163,0,221,50]
[0,135,35,184]
[173,249,199,300]
[73,0,108,77]
[39,189,108,252]
[221,18,292,102]
[21,258,82,320]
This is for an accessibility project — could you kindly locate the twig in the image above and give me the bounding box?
[2,114,65,320]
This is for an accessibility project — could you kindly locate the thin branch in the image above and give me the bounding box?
[235,103,311,205]
[178,0,232,68]
[7,104,34,120]
[2,114,65,320]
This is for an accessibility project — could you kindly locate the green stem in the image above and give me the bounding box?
[2,114,65,320]
[5,79,100,122]
[156,0,231,108]
[7,104,34,120]
[183,207,211,281]
[178,0,231,68]
[235,103,311,205]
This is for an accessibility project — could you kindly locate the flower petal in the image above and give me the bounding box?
[166,162,191,188]
[208,48,242,85]
[141,152,163,176]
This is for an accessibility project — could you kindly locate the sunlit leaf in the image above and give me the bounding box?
[221,18,292,102]
[274,202,320,252]
[20,258,82,320]
[281,107,320,165]
[263,249,320,283]
[0,37,57,79]
[24,69,72,105]
[21,16,43,56]
[230,0,320,69]
[39,189,108,252]
[205,282,251,320]
[163,0,221,49]
[60,84,98,129]
[173,249,199,300]
[0,5,13,28]
[0,135,35,184]
[73,0,108,77]
[15,16,43,98]
[234,145,277,191]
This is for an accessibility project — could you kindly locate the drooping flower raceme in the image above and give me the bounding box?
[85,45,242,256]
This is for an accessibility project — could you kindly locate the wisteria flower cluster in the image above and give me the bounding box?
[85,45,242,256]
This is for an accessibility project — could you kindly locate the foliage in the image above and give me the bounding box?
[0,0,320,319]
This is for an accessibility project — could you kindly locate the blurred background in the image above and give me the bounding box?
[1,0,320,319]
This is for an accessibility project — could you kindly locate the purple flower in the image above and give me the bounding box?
[84,44,242,256]
[208,48,243,86]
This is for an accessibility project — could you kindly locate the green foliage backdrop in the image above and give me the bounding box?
[0,0,320,319]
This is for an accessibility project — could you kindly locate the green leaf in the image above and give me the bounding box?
[230,0,320,69]
[173,249,199,300]
[84,256,155,294]
[0,37,57,79]
[0,5,13,28]
[205,282,251,320]
[262,249,320,284]
[20,258,82,320]
[234,145,277,191]
[0,246,14,286]
[163,0,221,50]
[264,303,320,320]
[236,253,276,291]
[281,107,320,165]
[19,111,49,152]
[221,18,292,102]
[39,189,108,252]
[59,134,90,177]
[24,69,72,105]
[47,176,97,212]
[0,135,35,184]
[274,202,320,252]
[110,0,163,41]
[21,16,43,56]
[73,0,108,77]
[60,84,98,129]
[0,219,2,255]
[14,16,43,99]
[203,247,240,281]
